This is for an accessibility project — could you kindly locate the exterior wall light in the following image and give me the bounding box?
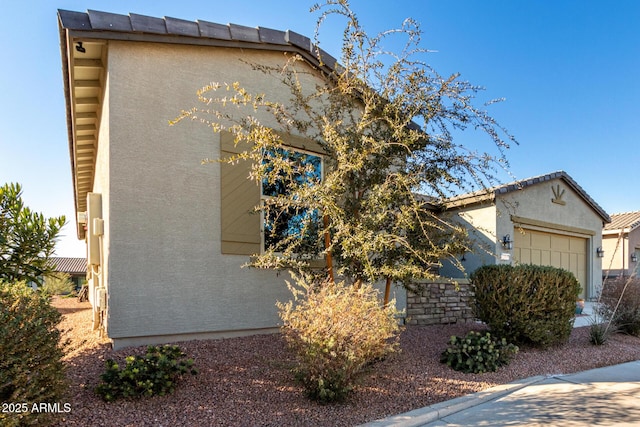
[596,247,605,258]
[501,234,513,250]
[631,253,638,263]
[75,41,86,53]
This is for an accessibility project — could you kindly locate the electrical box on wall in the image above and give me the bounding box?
[97,287,107,310]
[93,218,104,236]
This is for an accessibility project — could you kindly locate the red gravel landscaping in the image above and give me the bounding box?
[51,297,640,426]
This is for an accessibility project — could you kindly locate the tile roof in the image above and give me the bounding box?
[445,170,611,223]
[50,257,87,274]
[58,9,339,239]
[57,9,338,70]
[604,211,640,232]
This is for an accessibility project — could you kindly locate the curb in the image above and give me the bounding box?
[359,375,547,427]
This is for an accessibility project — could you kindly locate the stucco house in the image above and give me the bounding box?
[59,9,410,349]
[49,257,87,290]
[602,211,640,279]
[439,171,610,300]
[59,10,611,348]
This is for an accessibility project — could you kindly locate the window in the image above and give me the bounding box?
[220,131,325,256]
[261,148,323,253]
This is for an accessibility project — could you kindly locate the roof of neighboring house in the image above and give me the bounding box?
[445,170,611,223]
[50,257,87,274]
[603,211,640,234]
[58,9,339,240]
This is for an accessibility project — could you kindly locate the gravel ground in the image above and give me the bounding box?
[50,296,640,427]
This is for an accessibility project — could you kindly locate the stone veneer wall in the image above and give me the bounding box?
[406,279,476,325]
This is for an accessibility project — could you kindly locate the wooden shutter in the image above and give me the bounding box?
[220,132,261,255]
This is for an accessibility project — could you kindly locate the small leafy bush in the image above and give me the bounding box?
[441,331,518,373]
[0,281,68,427]
[471,264,580,348]
[41,272,76,296]
[277,273,401,403]
[95,345,198,402]
[599,277,640,336]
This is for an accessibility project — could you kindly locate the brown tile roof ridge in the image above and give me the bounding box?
[57,9,338,71]
[445,170,610,223]
[50,257,87,274]
[604,210,640,232]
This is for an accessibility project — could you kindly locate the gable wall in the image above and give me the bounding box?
[496,178,604,297]
[100,41,405,347]
[104,41,313,343]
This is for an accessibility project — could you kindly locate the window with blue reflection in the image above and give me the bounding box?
[261,148,322,252]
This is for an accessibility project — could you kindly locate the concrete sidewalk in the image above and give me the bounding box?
[362,304,640,427]
[362,360,640,426]
[573,301,599,328]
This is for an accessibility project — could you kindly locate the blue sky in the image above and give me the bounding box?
[1,0,638,257]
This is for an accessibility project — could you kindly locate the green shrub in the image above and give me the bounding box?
[589,320,614,345]
[277,273,401,403]
[41,272,76,296]
[95,345,198,402]
[599,277,640,336]
[440,331,518,373]
[0,281,68,427]
[471,264,580,348]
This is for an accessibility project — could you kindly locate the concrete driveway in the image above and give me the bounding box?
[362,302,640,427]
[363,361,640,426]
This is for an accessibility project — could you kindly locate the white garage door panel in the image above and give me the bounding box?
[514,228,587,298]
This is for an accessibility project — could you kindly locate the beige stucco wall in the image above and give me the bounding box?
[439,203,497,278]
[89,73,111,327]
[99,41,405,348]
[602,233,627,274]
[631,230,640,276]
[603,229,640,278]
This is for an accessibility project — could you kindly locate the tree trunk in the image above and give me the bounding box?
[383,276,392,307]
[323,214,335,283]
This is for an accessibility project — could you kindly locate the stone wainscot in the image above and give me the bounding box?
[405,279,476,325]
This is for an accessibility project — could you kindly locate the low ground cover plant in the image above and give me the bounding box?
[0,281,68,427]
[471,264,580,348]
[95,345,198,402]
[441,330,518,374]
[277,273,401,403]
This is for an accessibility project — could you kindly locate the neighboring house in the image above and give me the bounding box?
[602,211,640,279]
[49,257,87,290]
[439,171,611,300]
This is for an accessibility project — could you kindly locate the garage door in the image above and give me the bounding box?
[513,228,587,298]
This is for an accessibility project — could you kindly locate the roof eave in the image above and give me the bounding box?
[58,19,85,240]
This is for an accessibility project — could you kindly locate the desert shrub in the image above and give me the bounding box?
[0,281,68,427]
[599,277,640,336]
[41,272,75,296]
[440,331,518,373]
[96,345,197,402]
[471,264,580,348]
[277,273,401,403]
[95,345,198,402]
[589,320,614,345]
